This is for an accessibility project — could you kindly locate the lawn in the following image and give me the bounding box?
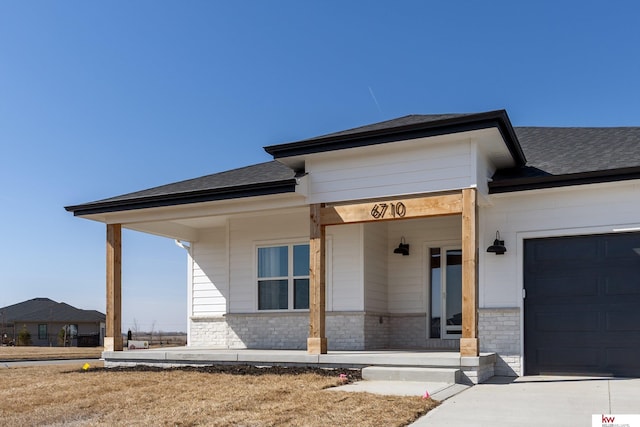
[0,346,102,361]
[0,363,438,426]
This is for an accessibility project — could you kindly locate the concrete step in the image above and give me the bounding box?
[362,366,461,383]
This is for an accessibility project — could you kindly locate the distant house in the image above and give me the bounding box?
[0,298,105,347]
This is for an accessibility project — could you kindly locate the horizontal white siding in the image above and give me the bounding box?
[387,216,462,313]
[481,181,640,308]
[363,222,388,312]
[307,138,473,203]
[191,228,228,316]
[327,224,363,311]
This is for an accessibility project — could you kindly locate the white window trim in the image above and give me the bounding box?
[254,238,310,312]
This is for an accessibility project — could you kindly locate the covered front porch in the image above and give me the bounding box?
[102,347,496,384]
[98,189,481,357]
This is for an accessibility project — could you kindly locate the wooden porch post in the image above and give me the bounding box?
[308,204,327,354]
[460,188,479,357]
[105,224,123,351]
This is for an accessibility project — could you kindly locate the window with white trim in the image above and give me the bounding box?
[257,243,309,310]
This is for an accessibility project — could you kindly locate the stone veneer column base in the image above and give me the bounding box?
[479,307,521,376]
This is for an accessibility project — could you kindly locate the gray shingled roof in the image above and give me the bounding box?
[294,113,476,141]
[0,298,105,323]
[65,112,640,214]
[488,127,640,192]
[514,127,640,175]
[65,161,299,216]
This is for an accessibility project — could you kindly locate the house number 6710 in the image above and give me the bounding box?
[370,202,406,219]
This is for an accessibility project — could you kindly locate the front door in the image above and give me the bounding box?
[429,247,463,339]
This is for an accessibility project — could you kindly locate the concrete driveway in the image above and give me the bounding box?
[413,376,640,427]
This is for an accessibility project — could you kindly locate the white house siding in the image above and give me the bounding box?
[480,180,640,375]
[326,224,363,311]
[363,222,388,313]
[188,227,228,346]
[363,222,389,348]
[306,138,474,204]
[191,228,228,316]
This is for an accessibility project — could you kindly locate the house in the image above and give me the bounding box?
[65,110,640,378]
[0,298,105,346]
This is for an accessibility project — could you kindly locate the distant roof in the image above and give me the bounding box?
[65,161,299,216]
[0,298,105,323]
[490,127,640,193]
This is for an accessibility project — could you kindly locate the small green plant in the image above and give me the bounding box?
[17,325,31,346]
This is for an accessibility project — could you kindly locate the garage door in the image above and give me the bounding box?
[524,232,640,376]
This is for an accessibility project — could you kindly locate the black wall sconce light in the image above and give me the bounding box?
[486,231,507,255]
[393,236,410,256]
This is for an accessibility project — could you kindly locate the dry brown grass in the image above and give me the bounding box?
[0,346,102,361]
[0,363,438,426]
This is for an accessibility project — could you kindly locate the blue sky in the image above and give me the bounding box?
[1,1,639,332]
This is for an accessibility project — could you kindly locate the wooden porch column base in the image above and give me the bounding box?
[460,338,479,357]
[307,337,327,354]
[104,336,123,352]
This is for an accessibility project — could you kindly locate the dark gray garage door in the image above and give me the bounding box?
[524,232,640,376]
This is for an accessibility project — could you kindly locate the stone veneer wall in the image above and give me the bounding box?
[387,314,459,350]
[364,313,389,349]
[190,312,465,351]
[478,307,521,376]
[189,312,367,350]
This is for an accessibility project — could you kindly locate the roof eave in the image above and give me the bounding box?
[65,179,299,216]
[264,110,527,166]
[489,167,640,194]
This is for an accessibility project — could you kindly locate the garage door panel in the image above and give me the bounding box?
[524,232,640,376]
[534,311,599,332]
[530,238,598,262]
[605,272,640,296]
[531,274,598,298]
[605,349,640,373]
[536,347,599,369]
[607,310,640,331]
[603,234,640,259]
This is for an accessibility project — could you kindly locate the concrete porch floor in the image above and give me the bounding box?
[102,347,497,383]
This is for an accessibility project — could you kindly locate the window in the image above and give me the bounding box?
[429,247,462,339]
[68,324,78,339]
[38,324,47,340]
[258,243,309,310]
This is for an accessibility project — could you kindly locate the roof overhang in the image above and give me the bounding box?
[65,179,299,217]
[264,110,526,171]
[489,166,640,194]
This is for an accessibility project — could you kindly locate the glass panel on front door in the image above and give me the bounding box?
[430,248,462,338]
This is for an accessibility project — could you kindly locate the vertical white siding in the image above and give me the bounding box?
[481,181,640,308]
[191,227,228,316]
[327,224,364,311]
[307,139,473,203]
[387,216,461,313]
[363,222,388,312]
[228,211,309,312]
